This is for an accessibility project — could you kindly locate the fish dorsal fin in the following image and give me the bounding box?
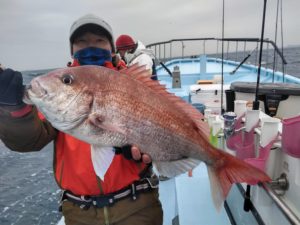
[120,63,151,78]
[119,63,139,74]
[120,64,210,138]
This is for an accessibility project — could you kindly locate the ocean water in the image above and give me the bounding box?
[0,142,61,225]
[221,46,300,78]
[0,47,299,225]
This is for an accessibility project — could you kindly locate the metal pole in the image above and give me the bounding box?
[159,44,161,60]
[164,43,166,60]
[244,41,247,59]
[181,41,185,58]
[235,41,238,62]
[266,41,270,70]
[226,41,229,60]
[216,40,219,58]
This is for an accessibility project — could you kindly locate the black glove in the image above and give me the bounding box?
[0,69,25,106]
[114,145,133,160]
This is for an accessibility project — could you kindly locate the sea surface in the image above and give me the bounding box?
[0,142,61,225]
[218,46,300,78]
[0,47,299,225]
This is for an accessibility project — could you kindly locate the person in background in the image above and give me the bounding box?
[0,14,162,225]
[116,34,157,80]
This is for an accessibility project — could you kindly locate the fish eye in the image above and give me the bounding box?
[62,74,74,85]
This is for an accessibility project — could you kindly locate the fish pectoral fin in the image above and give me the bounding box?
[89,114,126,135]
[91,145,115,180]
[153,158,201,178]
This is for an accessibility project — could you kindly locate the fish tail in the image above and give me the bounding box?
[206,150,271,210]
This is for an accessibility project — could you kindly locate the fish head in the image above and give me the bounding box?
[23,66,102,131]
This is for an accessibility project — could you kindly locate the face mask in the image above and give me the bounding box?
[73,47,112,66]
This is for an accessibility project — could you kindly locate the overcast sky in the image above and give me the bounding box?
[1,0,299,71]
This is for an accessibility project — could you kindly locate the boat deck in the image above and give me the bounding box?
[157,57,300,91]
[159,164,231,225]
[154,56,300,225]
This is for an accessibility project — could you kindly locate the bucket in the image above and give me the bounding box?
[245,109,260,132]
[235,132,256,160]
[234,100,247,119]
[260,117,280,148]
[225,111,257,160]
[245,117,280,172]
[245,139,277,172]
[282,115,300,158]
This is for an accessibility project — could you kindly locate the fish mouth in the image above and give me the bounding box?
[22,85,33,105]
[23,80,48,103]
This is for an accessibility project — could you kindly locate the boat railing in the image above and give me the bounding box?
[261,182,300,225]
[147,37,287,74]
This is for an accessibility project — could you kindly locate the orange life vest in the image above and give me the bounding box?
[50,60,146,195]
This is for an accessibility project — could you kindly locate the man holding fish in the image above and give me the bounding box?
[0,14,163,225]
[0,11,273,225]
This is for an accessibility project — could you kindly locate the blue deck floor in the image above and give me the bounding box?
[159,164,231,225]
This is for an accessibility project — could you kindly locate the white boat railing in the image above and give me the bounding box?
[261,182,300,225]
[147,37,287,79]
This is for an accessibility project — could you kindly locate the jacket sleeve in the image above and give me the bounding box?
[0,106,57,152]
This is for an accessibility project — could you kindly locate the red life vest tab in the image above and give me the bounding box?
[10,105,32,118]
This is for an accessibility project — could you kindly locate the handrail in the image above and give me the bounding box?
[261,182,300,225]
[146,37,215,48]
[216,38,287,64]
[146,37,287,65]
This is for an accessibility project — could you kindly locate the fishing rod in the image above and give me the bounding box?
[159,61,173,77]
[244,0,268,213]
[230,47,258,75]
[253,0,267,111]
[220,0,225,114]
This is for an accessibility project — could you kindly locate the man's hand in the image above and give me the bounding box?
[115,145,152,164]
[131,145,152,164]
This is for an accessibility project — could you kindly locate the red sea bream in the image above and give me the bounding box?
[24,65,271,209]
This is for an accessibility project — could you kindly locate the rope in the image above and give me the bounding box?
[280,0,285,82]
[273,0,286,82]
[272,0,280,83]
